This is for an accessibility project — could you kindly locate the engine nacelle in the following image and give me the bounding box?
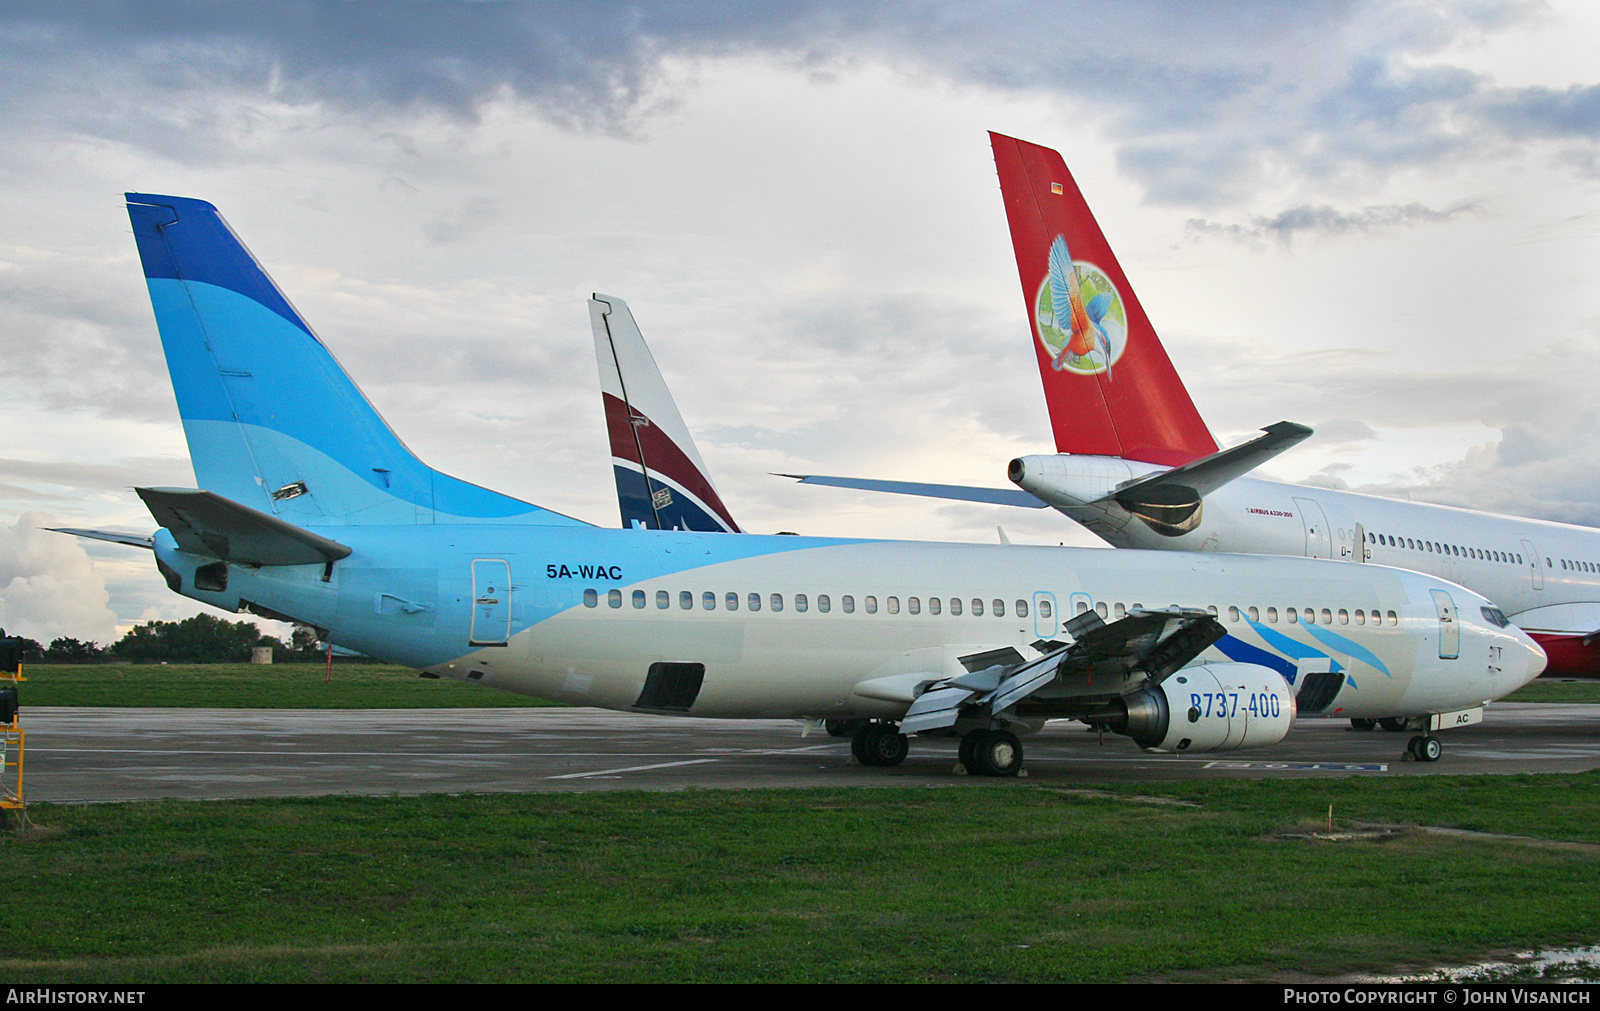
[1097,662,1296,753]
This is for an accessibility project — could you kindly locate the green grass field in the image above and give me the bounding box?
[4,776,1599,983]
[1501,679,1600,703]
[13,662,564,709]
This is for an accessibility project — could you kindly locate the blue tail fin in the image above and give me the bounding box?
[125,194,585,528]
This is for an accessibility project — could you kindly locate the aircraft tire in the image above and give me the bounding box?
[962,729,1023,777]
[1409,735,1443,762]
[1379,717,1410,732]
[1349,718,1377,731]
[852,722,908,767]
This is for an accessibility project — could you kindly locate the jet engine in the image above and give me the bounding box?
[1091,662,1296,752]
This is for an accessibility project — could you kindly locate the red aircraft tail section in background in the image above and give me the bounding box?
[990,132,1217,467]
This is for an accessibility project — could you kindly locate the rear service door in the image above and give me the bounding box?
[470,558,512,647]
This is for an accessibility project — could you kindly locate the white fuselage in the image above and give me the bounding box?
[179,527,1545,724]
[1015,455,1600,638]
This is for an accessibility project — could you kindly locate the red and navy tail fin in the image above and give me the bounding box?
[590,295,741,533]
[989,133,1217,466]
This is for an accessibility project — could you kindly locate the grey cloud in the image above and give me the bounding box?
[1188,201,1477,243]
[1,1,1587,205]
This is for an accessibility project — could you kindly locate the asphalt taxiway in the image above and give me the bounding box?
[18,702,1600,802]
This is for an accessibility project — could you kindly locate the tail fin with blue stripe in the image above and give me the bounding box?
[126,193,585,528]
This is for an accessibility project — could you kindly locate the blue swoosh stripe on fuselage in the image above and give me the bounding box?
[1213,635,1298,682]
[1302,622,1393,677]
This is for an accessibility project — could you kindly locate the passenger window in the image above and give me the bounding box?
[1017,600,1028,618]
[770,594,783,612]
[886,596,899,615]
[1267,607,1278,623]
[1288,607,1299,624]
[1247,606,1259,622]
[680,590,693,610]
[1075,600,1089,613]
[703,591,716,610]
[1321,608,1332,624]
[1337,608,1348,624]
[584,589,598,607]
[1354,609,1365,625]
[1039,599,1052,619]
[725,591,739,611]
[1206,605,1218,616]
[971,599,984,617]
[818,594,830,613]
[1228,605,1241,622]
[608,589,622,608]
[950,598,962,616]
[843,595,855,614]
[907,597,920,615]
[633,590,646,609]
[993,599,1005,617]
[1095,601,1107,618]
[929,597,941,615]
[865,596,878,614]
[1386,610,1398,626]
[656,590,670,610]
[796,593,808,613]
[1114,602,1126,619]
[748,593,761,612]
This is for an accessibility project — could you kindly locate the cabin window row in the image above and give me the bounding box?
[582,589,1046,619]
[1559,558,1598,574]
[1066,599,1399,627]
[1367,532,1522,566]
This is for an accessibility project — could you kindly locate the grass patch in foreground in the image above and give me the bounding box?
[16,663,564,709]
[1502,679,1600,703]
[5,774,1600,983]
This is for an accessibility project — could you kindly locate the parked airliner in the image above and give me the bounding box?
[58,193,1542,774]
[790,132,1600,680]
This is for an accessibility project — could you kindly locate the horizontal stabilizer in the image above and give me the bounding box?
[779,474,1046,509]
[1105,422,1312,505]
[136,487,352,566]
[48,528,155,550]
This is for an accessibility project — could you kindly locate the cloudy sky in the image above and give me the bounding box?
[1,0,1597,644]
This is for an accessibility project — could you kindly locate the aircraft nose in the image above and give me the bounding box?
[1522,629,1548,680]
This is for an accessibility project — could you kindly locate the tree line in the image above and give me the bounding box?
[0,615,326,664]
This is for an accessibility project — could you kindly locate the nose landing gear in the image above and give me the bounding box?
[1407,735,1443,762]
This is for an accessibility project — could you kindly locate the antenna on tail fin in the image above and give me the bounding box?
[989,133,1217,466]
[125,193,584,528]
[589,295,740,532]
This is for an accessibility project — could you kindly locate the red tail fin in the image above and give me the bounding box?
[990,132,1216,466]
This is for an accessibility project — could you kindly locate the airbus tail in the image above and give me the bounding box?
[989,133,1217,466]
[126,194,583,528]
[589,295,740,532]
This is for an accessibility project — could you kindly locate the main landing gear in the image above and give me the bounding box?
[959,728,1023,777]
[845,721,1025,776]
[850,721,909,767]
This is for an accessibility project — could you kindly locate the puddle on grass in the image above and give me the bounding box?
[1364,946,1600,983]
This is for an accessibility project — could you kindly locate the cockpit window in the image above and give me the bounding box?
[1480,606,1510,628]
